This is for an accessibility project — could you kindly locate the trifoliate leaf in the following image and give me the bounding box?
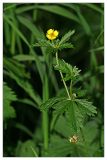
[40,96,97,134]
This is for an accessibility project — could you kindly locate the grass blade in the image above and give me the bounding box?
[13,55,35,61]
[76,6,91,35]
[35,5,80,24]
[16,5,37,14]
[4,14,30,46]
[17,15,41,39]
[82,4,104,15]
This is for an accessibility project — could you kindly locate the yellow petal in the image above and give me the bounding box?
[53,30,59,37]
[46,34,51,40]
[46,34,55,40]
[47,29,54,35]
[50,36,56,40]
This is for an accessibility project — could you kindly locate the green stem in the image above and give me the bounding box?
[11,25,15,55]
[42,111,48,150]
[30,145,38,157]
[70,80,72,97]
[55,52,71,99]
[42,74,49,151]
[10,8,16,55]
[50,114,58,131]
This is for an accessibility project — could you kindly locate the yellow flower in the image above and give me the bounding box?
[46,29,59,40]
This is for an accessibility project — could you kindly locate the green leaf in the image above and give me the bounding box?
[4,4,17,11]
[9,73,42,106]
[76,6,91,35]
[59,43,74,50]
[40,97,65,111]
[4,15,44,83]
[75,99,97,116]
[53,100,70,115]
[4,57,29,79]
[35,5,80,23]
[66,101,83,133]
[82,4,104,15]
[89,46,104,52]
[59,30,75,45]
[4,58,42,106]
[13,55,35,61]
[15,5,37,14]
[17,98,36,108]
[33,39,53,48]
[17,15,41,39]
[15,123,33,138]
[101,126,104,148]
[54,59,81,81]
[15,140,38,157]
[3,14,30,47]
[4,20,11,46]
[41,97,81,133]
[54,115,73,137]
[43,135,73,157]
[3,83,17,119]
[41,96,97,134]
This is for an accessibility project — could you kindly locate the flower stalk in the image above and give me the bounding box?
[55,52,71,99]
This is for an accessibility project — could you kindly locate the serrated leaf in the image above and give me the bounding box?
[40,97,65,111]
[9,72,42,106]
[4,57,30,79]
[45,46,56,55]
[59,30,75,45]
[66,101,78,133]
[66,101,84,133]
[41,97,82,133]
[59,43,74,50]
[4,100,16,119]
[75,99,97,116]
[33,39,53,48]
[41,95,97,134]
[54,59,81,81]
[53,100,70,115]
[3,83,17,119]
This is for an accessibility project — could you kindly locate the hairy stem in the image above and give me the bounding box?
[55,52,71,99]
